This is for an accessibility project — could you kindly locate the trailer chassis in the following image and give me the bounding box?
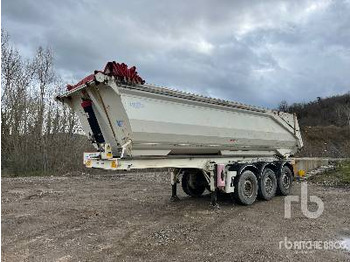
[84,151,295,207]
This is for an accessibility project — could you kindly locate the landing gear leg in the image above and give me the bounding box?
[211,190,218,207]
[170,169,180,202]
[209,169,219,209]
[170,184,180,202]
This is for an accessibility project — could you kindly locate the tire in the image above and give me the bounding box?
[277,165,293,196]
[181,171,206,197]
[234,170,258,205]
[258,168,277,200]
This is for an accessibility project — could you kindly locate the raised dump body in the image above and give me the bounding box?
[57,63,303,159]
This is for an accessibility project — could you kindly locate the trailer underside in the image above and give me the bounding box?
[84,151,295,207]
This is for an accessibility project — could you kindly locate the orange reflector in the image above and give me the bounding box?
[111,160,117,168]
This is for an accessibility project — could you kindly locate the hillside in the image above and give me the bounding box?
[279,92,350,158]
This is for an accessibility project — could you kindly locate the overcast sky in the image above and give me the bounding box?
[2,0,350,108]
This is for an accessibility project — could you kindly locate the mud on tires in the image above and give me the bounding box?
[181,171,206,197]
[234,170,258,205]
[258,168,277,201]
[277,165,293,196]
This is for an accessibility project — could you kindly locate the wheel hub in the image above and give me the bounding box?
[243,180,254,197]
[264,176,273,194]
[282,173,290,189]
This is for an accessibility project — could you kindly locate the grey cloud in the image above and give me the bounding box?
[2,0,350,108]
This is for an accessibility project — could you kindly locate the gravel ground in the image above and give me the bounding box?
[2,171,350,261]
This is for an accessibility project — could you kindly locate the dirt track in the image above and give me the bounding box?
[2,171,350,261]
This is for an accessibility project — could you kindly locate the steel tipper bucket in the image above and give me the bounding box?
[56,62,142,159]
[56,61,303,160]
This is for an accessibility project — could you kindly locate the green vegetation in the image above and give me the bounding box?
[338,161,350,184]
[308,161,350,186]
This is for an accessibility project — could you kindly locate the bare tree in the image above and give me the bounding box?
[1,30,90,176]
[277,100,289,112]
[336,104,350,128]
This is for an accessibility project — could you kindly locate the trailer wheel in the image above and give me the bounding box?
[277,166,293,196]
[258,168,277,200]
[181,171,206,197]
[234,170,258,205]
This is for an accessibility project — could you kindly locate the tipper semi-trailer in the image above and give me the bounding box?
[57,61,303,206]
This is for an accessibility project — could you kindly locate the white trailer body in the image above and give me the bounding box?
[57,63,303,206]
[58,72,302,159]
